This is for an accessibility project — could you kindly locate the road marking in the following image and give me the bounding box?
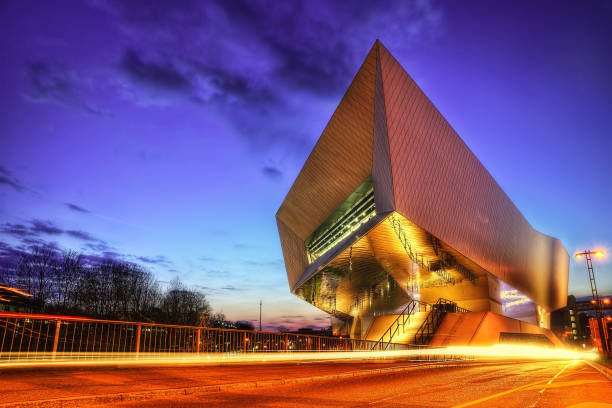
[537,361,573,394]
[528,361,576,408]
[452,361,575,408]
[523,379,607,390]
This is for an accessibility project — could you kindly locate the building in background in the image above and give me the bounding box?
[552,295,612,347]
[0,285,33,313]
[276,41,569,347]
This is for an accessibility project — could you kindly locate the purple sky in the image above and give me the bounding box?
[1,0,611,330]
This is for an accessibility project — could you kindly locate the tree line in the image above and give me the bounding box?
[2,246,252,329]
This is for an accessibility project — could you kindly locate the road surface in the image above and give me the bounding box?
[107,360,611,408]
[0,360,609,407]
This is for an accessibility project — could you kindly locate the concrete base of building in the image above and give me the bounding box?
[430,311,562,347]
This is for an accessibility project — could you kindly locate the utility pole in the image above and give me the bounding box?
[575,250,608,353]
[259,300,262,331]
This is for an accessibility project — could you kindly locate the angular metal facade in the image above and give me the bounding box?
[377,45,568,311]
[276,41,569,337]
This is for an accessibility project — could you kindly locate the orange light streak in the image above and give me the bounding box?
[0,344,597,369]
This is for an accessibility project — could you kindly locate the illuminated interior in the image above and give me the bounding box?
[297,209,553,339]
[298,212,498,338]
[305,176,376,263]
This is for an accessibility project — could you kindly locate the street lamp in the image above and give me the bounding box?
[575,249,608,353]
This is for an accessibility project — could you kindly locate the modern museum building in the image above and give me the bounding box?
[276,41,568,347]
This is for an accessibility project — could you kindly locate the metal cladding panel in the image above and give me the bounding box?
[372,47,395,214]
[378,44,568,311]
[276,217,308,289]
[276,46,377,241]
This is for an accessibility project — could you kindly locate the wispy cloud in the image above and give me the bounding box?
[135,255,172,267]
[30,219,63,235]
[65,203,91,213]
[262,165,283,181]
[25,61,109,116]
[1,219,108,247]
[0,166,35,193]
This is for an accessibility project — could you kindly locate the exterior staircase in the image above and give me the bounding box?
[368,300,429,350]
[414,298,470,345]
[368,298,471,350]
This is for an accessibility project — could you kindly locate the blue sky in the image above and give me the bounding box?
[1,0,611,330]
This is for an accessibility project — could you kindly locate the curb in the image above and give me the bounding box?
[584,360,612,381]
[0,361,474,408]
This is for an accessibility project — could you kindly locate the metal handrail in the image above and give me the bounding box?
[413,298,470,345]
[371,299,429,350]
[0,312,410,361]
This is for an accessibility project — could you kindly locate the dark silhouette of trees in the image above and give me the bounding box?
[158,278,211,326]
[234,320,255,331]
[5,246,213,326]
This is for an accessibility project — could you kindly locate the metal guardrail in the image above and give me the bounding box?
[0,312,408,361]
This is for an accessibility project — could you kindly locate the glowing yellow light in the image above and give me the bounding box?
[594,251,604,257]
[0,344,598,370]
[575,253,583,259]
[603,298,610,305]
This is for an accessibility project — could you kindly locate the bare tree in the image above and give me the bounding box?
[15,246,57,310]
[54,250,82,313]
[159,278,211,326]
[9,248,216,327]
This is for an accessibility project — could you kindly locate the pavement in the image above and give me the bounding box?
[0,359,610,407]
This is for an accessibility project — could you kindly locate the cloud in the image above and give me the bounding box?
[66,230,98,241]
[65,203,91,213]
[119,48,191,94]
[0,166,34,193]
[261,165,283,180]
[79,251,123,266]
[30,219,63,235]
[220,286,242,291]
[25,61,108,116]
[135,255,172,267]
[84,242,114,252]
[1,219,108,249]
[243,258,283,267]
[0,175,28,192]
[18,238,61,252]
[0,223,32,238]
[199,255,218,262]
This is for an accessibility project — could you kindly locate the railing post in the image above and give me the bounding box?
[135,325,141,354]
[284,334,288,352]
[196,328,201,355]
[52,320,61,360]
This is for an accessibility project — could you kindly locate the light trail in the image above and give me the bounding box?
[0,344,598,369]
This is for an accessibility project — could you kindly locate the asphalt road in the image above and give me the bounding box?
[106,360,611,408]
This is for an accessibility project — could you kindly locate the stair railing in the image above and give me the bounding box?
[371,299,429,351]
[413,298,470,345]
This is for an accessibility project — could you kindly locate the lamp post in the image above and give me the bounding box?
[575,250,608,353]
